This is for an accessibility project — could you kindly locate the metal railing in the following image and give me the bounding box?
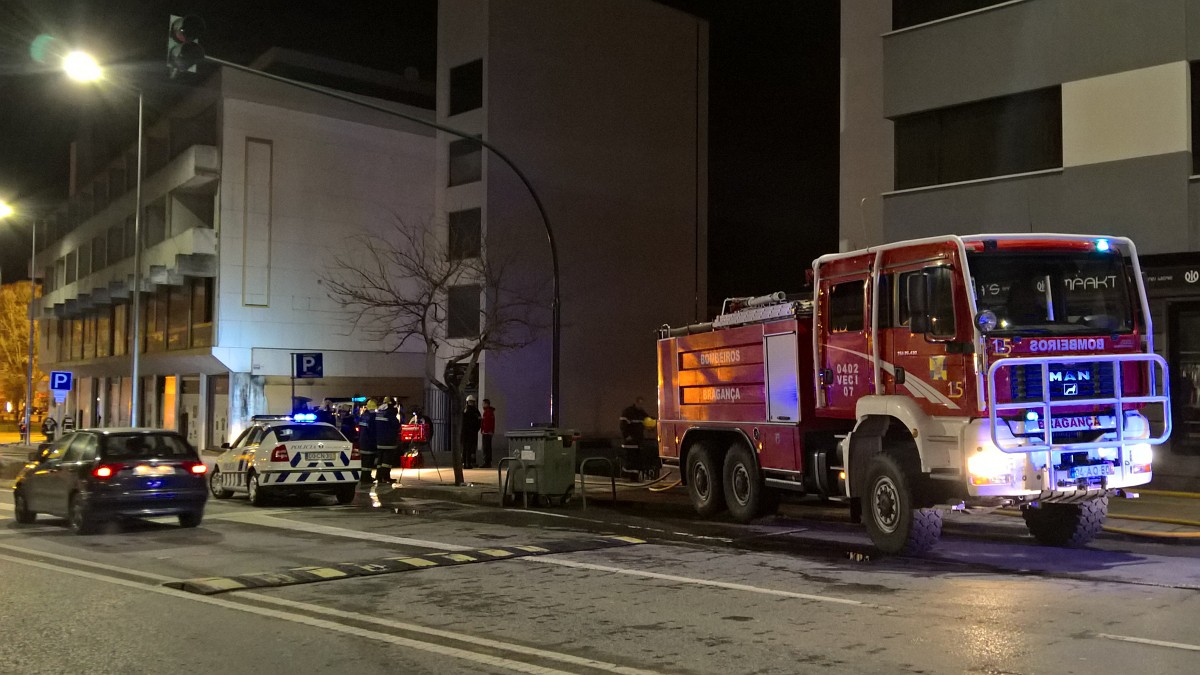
[986,353,1171,452]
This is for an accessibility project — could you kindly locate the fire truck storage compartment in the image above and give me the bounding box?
[504,427,577,505]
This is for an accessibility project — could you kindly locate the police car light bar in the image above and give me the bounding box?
[293,413,317,422]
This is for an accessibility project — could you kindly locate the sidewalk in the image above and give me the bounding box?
[379,464,1200,542]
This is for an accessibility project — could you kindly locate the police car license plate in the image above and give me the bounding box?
[306,452,335,461]
[1069,464,1114,479]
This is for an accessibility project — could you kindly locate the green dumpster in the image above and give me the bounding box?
[504,427,577,506]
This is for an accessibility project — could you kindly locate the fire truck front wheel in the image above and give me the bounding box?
[686,443,726,517]
[723,443,771,523]
[863,453,942,555]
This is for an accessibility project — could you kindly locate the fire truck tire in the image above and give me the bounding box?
[1021,497,1108,547]
[863,453,942,555]
[723,443,769,523]
[687,443,726,517]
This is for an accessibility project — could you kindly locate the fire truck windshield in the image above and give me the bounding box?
[967,250,1135,336]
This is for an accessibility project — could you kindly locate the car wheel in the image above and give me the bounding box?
[686,442,726,518]
[13,488,36,524]
[335,485,357,505]
[68,494,98,535]
[209,467,234,499]
[178,512,203,528]
[247,472,270,507]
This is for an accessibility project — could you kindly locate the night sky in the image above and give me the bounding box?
[0,0,839,310]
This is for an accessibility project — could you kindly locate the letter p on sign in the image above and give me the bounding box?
[50,371,73,392]
[294,353,323,379]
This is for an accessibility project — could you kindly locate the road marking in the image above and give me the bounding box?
[0,526,59,535]
[0,550,663,675]
[209,512,474,550]
[0,542,177,581]
[527,557,873,607]
[1097,633,1200,652]
[214,512,873,609]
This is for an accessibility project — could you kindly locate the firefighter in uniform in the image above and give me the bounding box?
[357,400,378,484]
[374,398,400,484]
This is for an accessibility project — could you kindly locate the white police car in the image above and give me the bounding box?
[209,414,361,506]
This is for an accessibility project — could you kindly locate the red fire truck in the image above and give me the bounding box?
[657,234,1171,554]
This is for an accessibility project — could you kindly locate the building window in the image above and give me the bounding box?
[168,283,189,350]
[447,285,481,338]
[448,138,482,186]
[448,208,482,260]
[449,59,483,116]
[107,225,123,264]
[146,288,167,353]
[65,252,77,285]
[1191,62,1200,175]
[894,87,1062,190]
[829,280,865,333]
[113,303,127,357]
[97,307,112,358]
[191,277,213,347]
[892,0,1011,31]
[92,234,106,271]
[43,266,55,293]
[71,318,83,360]
[83,313,97,359]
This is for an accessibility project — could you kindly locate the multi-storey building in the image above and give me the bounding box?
[841,0,1200,486]
[38,1,709,448]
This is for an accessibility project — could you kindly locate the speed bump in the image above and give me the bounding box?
[164,536,644,595]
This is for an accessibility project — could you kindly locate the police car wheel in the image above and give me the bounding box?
[247,472,271,507]
[335,485,357,505]
[209,468,234,499]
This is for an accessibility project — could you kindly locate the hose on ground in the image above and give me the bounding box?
[993,507,1200,538]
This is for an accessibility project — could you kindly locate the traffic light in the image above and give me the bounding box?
[168,14,206,78]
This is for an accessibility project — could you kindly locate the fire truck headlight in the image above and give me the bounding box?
[1130,443,1153,473]
[967,445,1014,486]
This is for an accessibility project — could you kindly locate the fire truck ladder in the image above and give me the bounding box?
[713,292,813,330]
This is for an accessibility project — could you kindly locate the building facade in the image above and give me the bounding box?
[37,1,709,448]
[436,0,708,437]
[841,0,1200,486]
[36,53,436,449]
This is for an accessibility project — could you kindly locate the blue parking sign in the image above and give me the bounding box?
[294,353,323,379]
[50,371,73,391]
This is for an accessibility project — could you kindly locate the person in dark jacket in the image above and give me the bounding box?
[461,395,482,469]
[357,400,378,484]
[480,399,496,468]
[374,398,400,484]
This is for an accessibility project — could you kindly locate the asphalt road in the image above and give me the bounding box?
[2,486,1199,675]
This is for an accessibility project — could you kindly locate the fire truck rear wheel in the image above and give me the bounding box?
[687,443,726,517]
[863,453,942,555]
[723,443,769,523]
[1021,497,1108,547]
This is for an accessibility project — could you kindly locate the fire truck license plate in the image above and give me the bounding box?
[1069,464,1114,479]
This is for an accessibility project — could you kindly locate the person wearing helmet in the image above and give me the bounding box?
[461,394,482,469]
[374,397,401,484]
[357,399,379,484]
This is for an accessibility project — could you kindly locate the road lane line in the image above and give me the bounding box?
[0,542,177,581]
[528,557,873,607]
[209,512,474,550]
[214,512,874,608]
[0,551,653,675]
[1097,633,1200,652]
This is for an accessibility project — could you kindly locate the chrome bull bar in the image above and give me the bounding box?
[986,353,1171,452]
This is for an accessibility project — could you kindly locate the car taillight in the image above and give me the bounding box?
[271,445,289,462]
[188,462,208,475]
[92,464,119,479]
[350,446,360,460]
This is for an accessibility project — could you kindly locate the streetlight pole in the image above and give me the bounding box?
[24,221,35,443]
[63,51,144,426]
[129,90,144,427]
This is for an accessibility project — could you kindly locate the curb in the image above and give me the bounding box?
[1139,489,1200,500]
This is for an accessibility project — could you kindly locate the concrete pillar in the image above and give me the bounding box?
[97,377,109,427]
[198,373,209,451]
[229,372,267,441]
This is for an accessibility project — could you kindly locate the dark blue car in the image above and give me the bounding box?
[12,429,209,534]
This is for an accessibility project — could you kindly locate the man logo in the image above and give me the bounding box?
[1064,383,1078,396]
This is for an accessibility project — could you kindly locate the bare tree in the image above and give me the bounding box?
[322,217,545,485]
[0,282,44,419]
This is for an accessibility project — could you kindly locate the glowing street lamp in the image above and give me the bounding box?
[62,51,146,426]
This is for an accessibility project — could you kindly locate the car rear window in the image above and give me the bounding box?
[272,425,346,442]
[102,433,196,460]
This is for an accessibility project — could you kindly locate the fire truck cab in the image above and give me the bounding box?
[657,234,1170,554]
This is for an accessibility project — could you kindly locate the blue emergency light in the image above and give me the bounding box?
[292,413,317,422]
[1095,238,1111,252]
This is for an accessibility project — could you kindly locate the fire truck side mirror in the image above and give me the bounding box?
[907,274,930,333]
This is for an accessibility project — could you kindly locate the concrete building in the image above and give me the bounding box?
[840,0,1200,486]
[36,50,436,449]
[436,0,708,437]
[37,1,709,448]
